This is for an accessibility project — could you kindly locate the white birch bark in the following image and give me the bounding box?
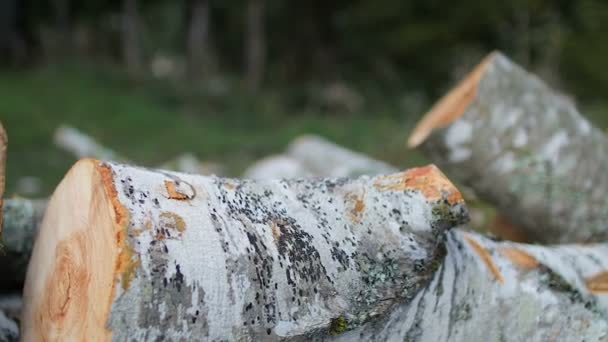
[244,155,312,180]
[22,160,467,341]
[287,135,396,178]
[329,229,608,341]
[409,51,608,243]
[54,125,217,174]
[244,135,397,179]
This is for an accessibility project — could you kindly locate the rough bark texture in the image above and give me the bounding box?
[409,51,608,244]
[244,135,397,179]
[0,198,46,290]
[329,229,608,341]
[22,160,467,341]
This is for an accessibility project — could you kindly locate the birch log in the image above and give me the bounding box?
[0,198,47,290]
[244,155,312,180]
[408,51,608,244]
[54,125,220,175]
[286,135,396,177]
[243,135,397,179]
[22,159,467,341]
[54,125,120,161]
[330,229,608,341]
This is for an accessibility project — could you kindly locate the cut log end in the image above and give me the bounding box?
[407,51,497,148]
[22,159,121,342]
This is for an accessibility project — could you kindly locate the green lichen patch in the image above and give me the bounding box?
[328,315,349,336]
[431,200,469,228]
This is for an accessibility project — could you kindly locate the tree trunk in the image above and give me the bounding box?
[408,51,608,244]
[0,198,47,290]
[331,229,608,341]
[186,0,210,79]
[244,155,311,180]
[22,160,466,341]
[245,0,265,92]
[122,0,143,78]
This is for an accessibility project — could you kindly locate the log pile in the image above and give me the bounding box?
[1,51,607,341]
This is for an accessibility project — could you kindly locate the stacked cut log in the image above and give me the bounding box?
[0,124,19,342]
[409,51,608,244]
[1,199,47,290]
[20,157,608,339]
[22,160,467,340]
[244,135,396,179]
[54,125,223,175]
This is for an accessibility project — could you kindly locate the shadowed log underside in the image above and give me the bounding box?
[22,159,466,341]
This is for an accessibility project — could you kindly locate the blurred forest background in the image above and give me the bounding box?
[1,0,607,196]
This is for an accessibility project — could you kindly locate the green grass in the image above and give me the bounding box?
[0,63,426,196]
[3,62,606,197]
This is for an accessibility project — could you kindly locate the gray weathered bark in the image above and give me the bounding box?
[0,295,20,342]
[22,160,467,341]
[409,51,608,244]
[0,309,18,342]
[0,198,46,290]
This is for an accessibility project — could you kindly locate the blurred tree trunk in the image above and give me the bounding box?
[52,0,70,56]
[245,0,265,92]
[0,0,22,65]
[186,0,210,80]
[122,0,143,78]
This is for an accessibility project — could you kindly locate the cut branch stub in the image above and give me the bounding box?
[22,160,467,341]
[409,51,608,243]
